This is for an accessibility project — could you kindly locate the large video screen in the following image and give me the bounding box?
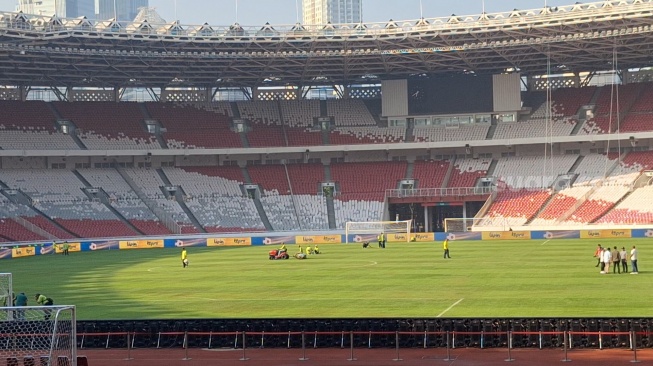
[408,74,493,115]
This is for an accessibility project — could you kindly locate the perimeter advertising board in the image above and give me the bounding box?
[412,233,435,242]
[580,229,632,239]
[481,231,531,240]
[12,246,36,258]
[295,235,341,245]
[207,237,252,246]
[119,239,164,249]
[54,242,81,254]
[387,233,412,242]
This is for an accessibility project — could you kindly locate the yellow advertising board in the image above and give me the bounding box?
[580,229,632,239]
[413,233,435,242]
[207,237,252,246]
[387,233,410,242]
[295,235,342,245]
[119,239,164,250]
[54,242,81,254]
[12,246,36,258]
[481,231,531,240]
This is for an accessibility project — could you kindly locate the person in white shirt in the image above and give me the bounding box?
[601,248,612,274]
[630,246,639,274]
[620,247,628,274]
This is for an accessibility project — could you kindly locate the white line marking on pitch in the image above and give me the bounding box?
[437,298,464,317]
[541,239,551,245]
[146,267,159,272]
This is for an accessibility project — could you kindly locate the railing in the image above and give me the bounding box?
[386,187,494,198]
[113,165,182,235]
[12,216,56,240]
[73,328,647,364]
[0,0,650,39]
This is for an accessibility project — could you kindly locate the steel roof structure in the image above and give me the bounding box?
[1,0,653,88]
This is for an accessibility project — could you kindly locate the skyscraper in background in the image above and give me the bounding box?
[302,0,362,25]
[17,0,95,18]
[97,0,148,21]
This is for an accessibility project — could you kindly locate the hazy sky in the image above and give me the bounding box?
[0,0,576,25]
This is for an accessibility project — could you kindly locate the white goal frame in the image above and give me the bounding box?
[0,272,12,307]
[0,305,77,366]
[345,220,412,243]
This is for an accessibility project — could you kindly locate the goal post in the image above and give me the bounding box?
[0,305,77,366]
[345,220,412,243]
[0,273,12,307]
[443,217,509,232]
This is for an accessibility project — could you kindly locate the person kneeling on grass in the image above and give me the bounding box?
[35,293,54,320]
[314,245,320,254]
[362,242,370,248]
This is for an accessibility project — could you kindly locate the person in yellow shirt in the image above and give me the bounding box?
[443,239,451,259]
[306,246,313,255]
[35,293,53,320]
[314,245,320,254]
[181,248,188,268]
[378,233,386,248]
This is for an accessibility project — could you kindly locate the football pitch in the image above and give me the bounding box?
[3,238,652,320]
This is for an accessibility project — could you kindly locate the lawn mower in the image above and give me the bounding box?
[268,249,290,260]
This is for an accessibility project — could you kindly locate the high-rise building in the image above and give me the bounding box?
[97,0,148,21]
[302,0,362,26]
[17,0,95,18]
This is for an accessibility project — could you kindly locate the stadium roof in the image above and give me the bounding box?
[1,0,653,88]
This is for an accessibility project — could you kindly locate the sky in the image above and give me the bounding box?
[0,0,576,25]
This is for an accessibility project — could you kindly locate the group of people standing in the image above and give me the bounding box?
[594,244,639,274]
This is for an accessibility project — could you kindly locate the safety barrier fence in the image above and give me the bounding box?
[72,330,649,363]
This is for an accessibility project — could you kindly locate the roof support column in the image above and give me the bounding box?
[19,86,27,101]
[526,75,536,91]
[252,87,262,100]
[572,73,581,88]
[113,87,120,102]
[622,70,632,85]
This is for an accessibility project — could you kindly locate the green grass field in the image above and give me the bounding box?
[3,238,652,320]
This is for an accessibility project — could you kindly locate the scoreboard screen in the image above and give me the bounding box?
[408,74,493,115]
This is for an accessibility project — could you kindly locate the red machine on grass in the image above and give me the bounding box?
[268,249,289,260]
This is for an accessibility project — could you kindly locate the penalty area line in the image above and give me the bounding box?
[436,298,464,318]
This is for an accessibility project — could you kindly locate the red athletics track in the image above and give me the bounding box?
[79,347,653,366]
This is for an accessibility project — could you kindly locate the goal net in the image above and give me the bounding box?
[443,217,509,232]
[345,220,412,243]
[0,305,77,366]
[0,273,12,307]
